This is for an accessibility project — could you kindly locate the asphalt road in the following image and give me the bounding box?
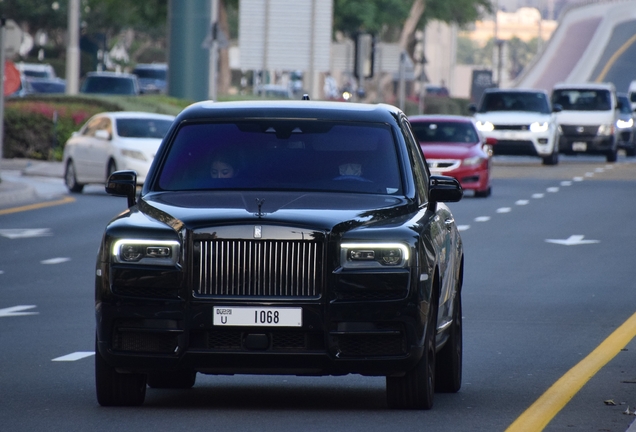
[1,155,635,431]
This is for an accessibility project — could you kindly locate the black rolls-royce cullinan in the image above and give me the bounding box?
[95,100,465,410]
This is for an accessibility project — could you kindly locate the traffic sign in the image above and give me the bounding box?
[4,60,20,95]
[3,19,23,58]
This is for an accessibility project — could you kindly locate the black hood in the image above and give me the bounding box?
[138,190,414,234]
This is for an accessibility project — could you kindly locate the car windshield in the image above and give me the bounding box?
[23,70,51,78]
[116,118,173,138]
[479,91,551,113]
[133,68,166,80]
[81,76,136,95]
[411,121,479,144]
[155,120,402,195]
[552,89,612,111]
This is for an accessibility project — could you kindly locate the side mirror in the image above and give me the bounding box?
[552,104,563,113]
[95,129,111,140]
[106,170,137,208]
[428,175,462,211]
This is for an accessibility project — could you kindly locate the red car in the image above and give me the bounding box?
[409,115,494,197]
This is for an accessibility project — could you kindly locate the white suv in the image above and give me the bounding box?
[551,82,620,162]
[470,88,560,165]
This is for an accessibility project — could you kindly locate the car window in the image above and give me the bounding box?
[618,96,632,115]
[133,68,166,80]
[411,121,479,144]
[401,119,429,204]
[82,117,105,136]
[155,120,403,195]
[81,76,136,95]
[551,89,612,111]
[116,118,173,138]
[479,91,550,114]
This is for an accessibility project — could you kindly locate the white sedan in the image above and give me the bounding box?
[62,112,175,193]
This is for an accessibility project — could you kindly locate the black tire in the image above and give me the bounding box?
[386,290,437,410]
[542,151,559,166]
[435,292,462,393]
[147,370,196,389]
[64,160,84,193]
[607,147,618,162]
[474,186,491,198]
[107,159,117,179]
[95,339,146,406]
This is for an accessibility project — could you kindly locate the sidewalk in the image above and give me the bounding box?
[0,158,64,208]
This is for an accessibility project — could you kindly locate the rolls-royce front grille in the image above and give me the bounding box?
[193,240,323,297]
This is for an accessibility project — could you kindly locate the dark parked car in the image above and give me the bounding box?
[96,100,465,410]
[80,71,140,96]
[132,63,167,94]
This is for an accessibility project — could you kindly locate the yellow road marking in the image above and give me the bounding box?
[506,311,636,431]
[595,33,636,82]
[0,196,75,216]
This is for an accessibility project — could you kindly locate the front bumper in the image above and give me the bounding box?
[96,298,424,377]
[559,134,616,154]
[483,130,555,157]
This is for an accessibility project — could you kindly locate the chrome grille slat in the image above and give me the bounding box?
[194,240,322,297]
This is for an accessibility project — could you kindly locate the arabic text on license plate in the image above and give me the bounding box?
[572,142,587,151]
[213,306,302,327]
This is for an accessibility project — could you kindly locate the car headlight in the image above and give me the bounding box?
[462,156,484,167]
[617,118,634,129]
[340,243,410,269]
[112,239,180,266]
[121,149,148,161]
[597,124,614,136]
[529,122,549,133]
[475,121,494,132]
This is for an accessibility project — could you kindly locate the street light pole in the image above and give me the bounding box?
[65,0,80,95]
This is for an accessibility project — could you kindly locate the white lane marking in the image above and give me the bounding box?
[545,235,600,246]
[585,172,594,177]
[573,177,584,182]
[595,168,605,173]
[497,207,512,213]
[0,305,38,317]
[547,187,559,193]
[457,225,470,231]
[532,194,544,199]
[561,181,572,186]
[605,165,614,169]
[41,257,71,265]
[516,200,529,205]
[0,228,52,239]
[475,216,491,222]
[52,352,95,362]
[0,270,4,275]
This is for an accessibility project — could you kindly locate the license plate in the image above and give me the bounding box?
[213,306,302,327]
[572,142,587,151]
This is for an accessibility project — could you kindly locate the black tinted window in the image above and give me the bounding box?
[552,89,612,111]
[479,91,550,113]
[411,121,479,143]
[156,121,402,195]
[116,118,173,138]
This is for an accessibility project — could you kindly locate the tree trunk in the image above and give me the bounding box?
[218,0,231,96]
[378,0,426,103]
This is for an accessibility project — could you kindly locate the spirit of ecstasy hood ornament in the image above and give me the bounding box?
[255,198,265,218]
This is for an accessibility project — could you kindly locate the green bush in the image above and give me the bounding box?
[2,94,191,161]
